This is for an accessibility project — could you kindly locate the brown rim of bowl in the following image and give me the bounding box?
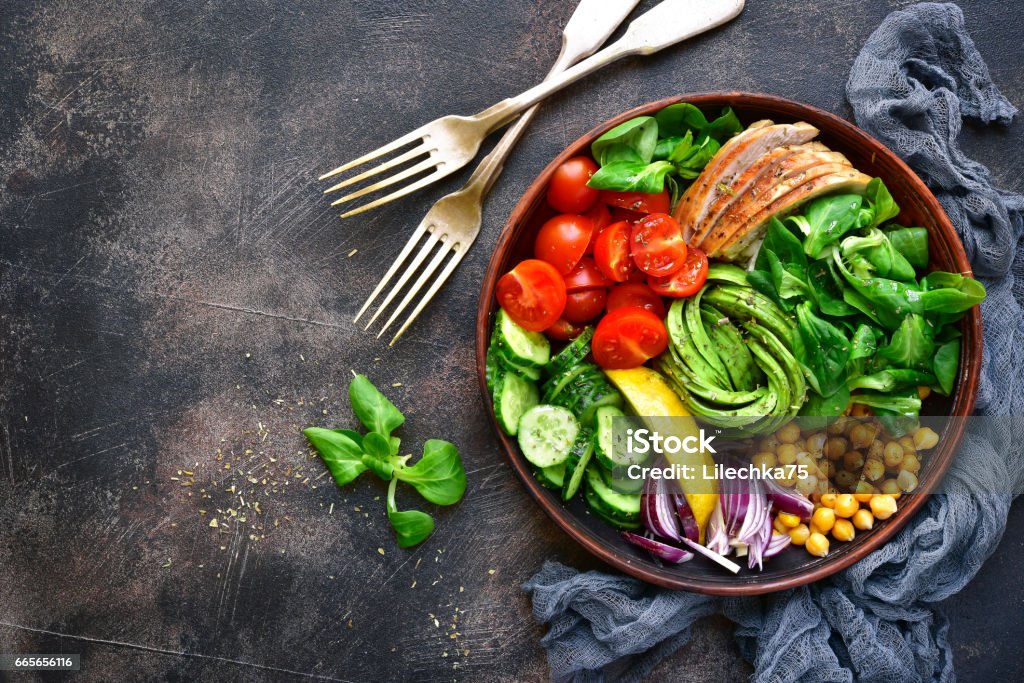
[475,92,982,595]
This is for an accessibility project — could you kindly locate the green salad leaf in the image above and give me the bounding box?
[933,339,961,396]
[349,374,404,438]
[591,117,658,166]
[303,427,367,486]
[394,439,467,506]
[654,103,743,141]
[386,478,435,548]
[586,159,676,193]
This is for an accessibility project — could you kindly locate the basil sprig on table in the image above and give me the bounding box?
[304,374,466,548]
[586,104,743,194]
[746,179,986,432]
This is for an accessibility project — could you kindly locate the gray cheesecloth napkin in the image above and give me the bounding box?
[523,4,1024,681]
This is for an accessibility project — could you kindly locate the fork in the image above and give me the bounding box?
[356,0,643,344]
[321,0,746,217]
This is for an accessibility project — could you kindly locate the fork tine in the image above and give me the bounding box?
[338,169,450,219]
[318,128,425,182]
[353,223,429,324]
[376,237,452,339]
[329,157,437,207]
[388,245,466,346]
[322,145,431,195]
[363,230,441,329]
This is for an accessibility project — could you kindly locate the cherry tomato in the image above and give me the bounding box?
[648,247,709,298]
[593,221,634,283]
[534,214,593,275]
[563,256,612,293]
[584,202,612,254]
[630,213,687,277]
[563,289,607,324]
[545,318,586,341]
[547,157,600,214]
[496,259,567,332]
[591,308,669,370]
[606,282,666,319]
[609,207,647,225]
[602,189,670,215]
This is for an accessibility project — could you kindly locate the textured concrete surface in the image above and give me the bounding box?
[0,1,1022,681]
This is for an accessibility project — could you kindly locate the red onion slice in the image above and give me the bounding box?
[622,532,694,564]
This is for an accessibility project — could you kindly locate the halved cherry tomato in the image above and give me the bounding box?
[606,282,666,319]
[584,202,612,254]
[547,157,600,214]
[534,214,593,275]
[563,289,607,324]
[593,221,634,283]
[545,318,586,341]
[602,189,670,215]
[564,256,612,293]
[648,247,709,298]
[496,259,567,332]
[631,213,687,277]
[591,308,669,370]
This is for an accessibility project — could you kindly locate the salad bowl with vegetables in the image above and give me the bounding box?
[476,93,983,594]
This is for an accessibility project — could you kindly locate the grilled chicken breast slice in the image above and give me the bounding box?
[674,122,819,242]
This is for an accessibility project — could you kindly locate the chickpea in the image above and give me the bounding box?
[819,460,836,479]
[796,474,818,497]
[870,494,898,520]
[777,443,799,465]
[777,512,801,528]
[812,507,836,533]
[820,493,837,508]
[883,441,905,469]
[852,481,876,501]
[852,508,875,531]
[827,417,848,436]
[850,403,873,418]
[849,423,876,449]
[834,494,859,518]
[805,432,827,456]
[761,435,780,452]
[832,519,856,542]
[789,524,810,546]
[793,438,807,453]
[862,459,886,482]
[880,479,902,498]
[834,469,857,490]
[806,532,830,557]
[897,470,919,492]
[843,450,865,472]
[777,422,801,444]
[914,427,939,450]
[902,453,921,474]
[898,436,916,455]
[825,437,848,460]
[867,440,884,461]
[917,385,931,400]
[774,516,789,534]
[752,452,778,470]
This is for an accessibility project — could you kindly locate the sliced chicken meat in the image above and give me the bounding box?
[693,144,850,249]
[700,159,854,256]
[715,169,874,261]
[673,121,819,243]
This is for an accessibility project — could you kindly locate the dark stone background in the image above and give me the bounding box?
[1,1,1022,680]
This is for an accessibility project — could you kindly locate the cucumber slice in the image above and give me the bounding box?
[494,350,542,381]
[517,405,579,468]
[534,463,566,490]
[561,428,594,502]
[600,462,645,494]
[568,379,623,427]
[541,363,593,404]
[584,465,640,529]
[494,309,550,369]
[545,327,594,376]
[593,406,650,470]
[485,345,502,395]
[493,371,539,436]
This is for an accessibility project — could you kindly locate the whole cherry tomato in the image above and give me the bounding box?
[547,156,600,214]
[563,289,607,324]
[544,318,586,341]
[606,282,666,319]
[534,214,594,275]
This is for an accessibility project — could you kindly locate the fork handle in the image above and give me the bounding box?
[474,0,744,133]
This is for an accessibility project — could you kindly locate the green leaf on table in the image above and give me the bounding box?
[386,479,435,548]
[394,439,467,506]
[304,427,367,486]
[332,428,364,448]
[349,374,404,438]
